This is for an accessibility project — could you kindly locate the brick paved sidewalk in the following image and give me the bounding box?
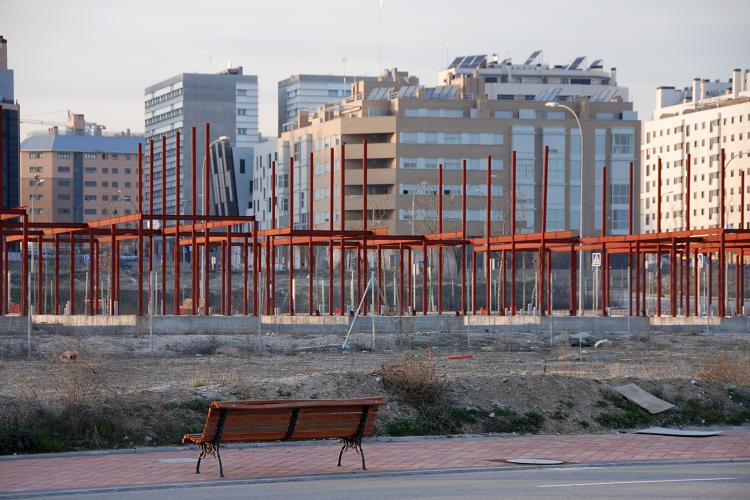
[2,430,749,495]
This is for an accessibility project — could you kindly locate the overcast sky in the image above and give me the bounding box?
[2,0,748,138]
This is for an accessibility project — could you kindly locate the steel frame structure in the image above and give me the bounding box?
[1,116,747,319]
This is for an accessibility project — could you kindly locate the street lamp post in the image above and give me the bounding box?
[546,101,585,315]
[28,175,45,358]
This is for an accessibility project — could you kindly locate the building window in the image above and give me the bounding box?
[29,166,43,173]
[112,168,119,174]
[84,209,97,215]
[57,152,71,159]
[237,108,247,116]
[237,128,247,135]
[84,195,97,201]
[29,152,43,159]
[125,168,131,174]
[57,194,71,201]
[237,89,247,96]
[84,181,97,187]
[240,159,246,174]
[612,130,635,155]
[58,180,71,187]
[57,166,71,173]
[85,167,96,174]
[83,153,96,159]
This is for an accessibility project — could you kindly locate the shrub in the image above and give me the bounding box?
[379,348,450,408]
[698,355,750,388]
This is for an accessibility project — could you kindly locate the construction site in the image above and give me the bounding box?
[1,121,749,456]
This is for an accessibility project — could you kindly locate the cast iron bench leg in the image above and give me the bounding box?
[359,440,366,470]
[217,445,224,478]
[195,449,205,474]
[337,443,346,467]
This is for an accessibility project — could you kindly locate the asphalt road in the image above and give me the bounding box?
[34,461,750,499]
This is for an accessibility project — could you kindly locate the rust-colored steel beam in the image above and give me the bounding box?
[437,161,443,315]
[485,155,491,314]
[539,146,548,316]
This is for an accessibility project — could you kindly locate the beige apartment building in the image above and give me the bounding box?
[642,69,750,233]
[20,113,142,223]
[275,60,640,239]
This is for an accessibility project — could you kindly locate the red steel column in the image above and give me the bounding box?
[288,155,294,315]
[69,235,75,314]
[362,140,368,314]
[87,230,93,316]
[243,236,249,315]
[569,244,576,315]
[685,153,691,316]
[510,151,517,316]
[137,143,144,316]
[656,243,662,317]
[629,161,634,316]
[149,139,154,314]
[339,143,346,316]
[669,238,678,317]
[36,235,42,314]
[501,249,506,314]
[226,226,232,315]
[173,131,181,315]
[94,240,100,314]
[741,170,746,314]
[407,247,413,313]
[539,146,549,316]
[718,148,726,317]
[110,224,116,315]
[399,244,404,316]
[377,246,382,313]
[708,252,713,313]
[485,155,491,314]
[635,241,641,316]
[252,222,259,316]
[160,135,167,314]
[329,147,334,315]
[694,250,699,316]
[461,159,467,315]
[437,161,443,314]
[20,213,30,316]
[203,123,210,315]
[422,240,427,315]
[191,127,197,315]
[54,234,59,315]
[471,251,477,315]
[601,164,608,317]
[309,151,314,316]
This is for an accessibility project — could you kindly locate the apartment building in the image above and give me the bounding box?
[278,74,377,134]
[641,69,750,232]
[274,57,639,238]
[144,67,259,217]
[250,136,277,228]
[19,113,142,223]
[0,35,20,209]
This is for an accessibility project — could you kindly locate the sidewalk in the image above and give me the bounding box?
[2,430,749,496]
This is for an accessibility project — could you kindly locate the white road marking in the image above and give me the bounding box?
[539,477,736,488]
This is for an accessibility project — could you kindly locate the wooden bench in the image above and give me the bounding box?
[182,397,387,477]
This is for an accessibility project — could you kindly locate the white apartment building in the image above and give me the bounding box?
[641,68,750,233]
[249,136,278,228]
[439,51,629,103]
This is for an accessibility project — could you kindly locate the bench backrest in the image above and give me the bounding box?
[197,398,385,444]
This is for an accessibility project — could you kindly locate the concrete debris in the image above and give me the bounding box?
[614,383,675,414]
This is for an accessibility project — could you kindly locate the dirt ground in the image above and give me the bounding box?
[1,327,749,454]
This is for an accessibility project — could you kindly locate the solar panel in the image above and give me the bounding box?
[449,57,464,68]
[588,59,603,69]
[499,57,511,65]
[524,50,542,65]
[567,56,586,70]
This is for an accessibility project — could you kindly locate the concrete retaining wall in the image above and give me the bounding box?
[0,313,746,336]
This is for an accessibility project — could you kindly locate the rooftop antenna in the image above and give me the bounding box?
[378,0,384,74]
[342,56,348,91]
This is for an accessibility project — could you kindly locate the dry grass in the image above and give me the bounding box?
[699,354,750,388]
[379,347,450,407]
